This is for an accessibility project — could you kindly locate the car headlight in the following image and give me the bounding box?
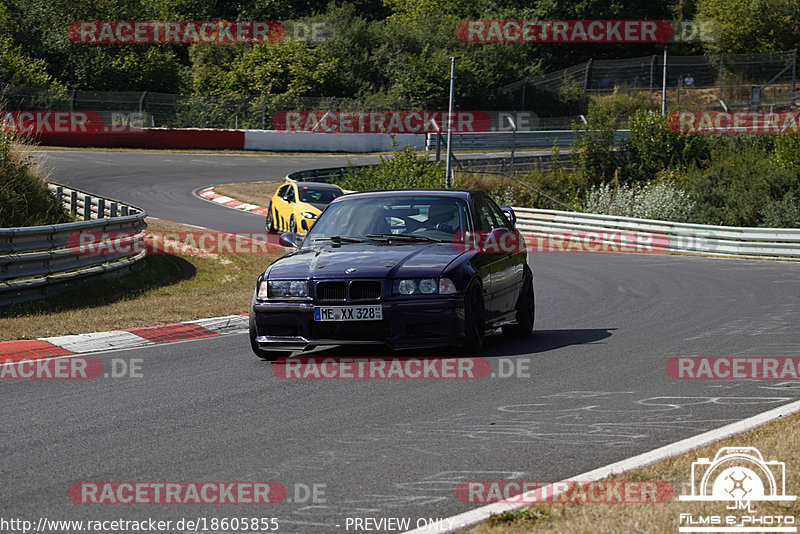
[259,280,309,298]
[301,211,318,220]
[393,278,454,295]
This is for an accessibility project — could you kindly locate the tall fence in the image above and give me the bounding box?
[0,84,428,131]
[0,184,147,305]
[502,49,798,110]
[3,50,795,132]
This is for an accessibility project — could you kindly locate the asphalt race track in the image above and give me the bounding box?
[4,150,800,532]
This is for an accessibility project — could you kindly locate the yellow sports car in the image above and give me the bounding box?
[266,181,345,234]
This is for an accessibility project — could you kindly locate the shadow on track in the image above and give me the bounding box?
[255,327,615,363]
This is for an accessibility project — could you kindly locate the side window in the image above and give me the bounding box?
[484,197,510,229]
[285,186,296,203]
[277,185,289,200]
[474,197,506,232]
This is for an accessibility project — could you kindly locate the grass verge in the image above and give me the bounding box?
[214,180,282,208]
[469,410,800,533]
[0,218,282,341]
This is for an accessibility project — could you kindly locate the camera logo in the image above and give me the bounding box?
[680,447,794,503]
[678,447,796,534]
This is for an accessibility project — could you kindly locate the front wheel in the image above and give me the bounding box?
[502,274,534,337]
[462,281,486,353]
[289,215,297,234]
[249,313,282,361]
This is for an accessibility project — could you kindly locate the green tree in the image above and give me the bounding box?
[0,36,62,88]
[696,0,800,53]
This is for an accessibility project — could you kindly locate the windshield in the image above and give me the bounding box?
[305,195,471,243]
[298,185,343,204]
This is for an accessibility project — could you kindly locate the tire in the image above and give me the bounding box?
[502,273,535,337]
[249,313,282,361]
[289,215,297,234]
[462,281,486,353]
[266,204,276,232]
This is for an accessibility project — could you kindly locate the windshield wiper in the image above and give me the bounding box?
[311,235,363,243]
[365,233,442,243]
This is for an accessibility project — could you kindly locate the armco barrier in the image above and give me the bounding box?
[244,130,425,152]
[515,208,800,259]
[0,184,147,305]
[30,128,424,152]
[285,154,572,183]
[425,130,630,151]
[28,126,620,153]
[34,128,245,150]
[287,164,800,260]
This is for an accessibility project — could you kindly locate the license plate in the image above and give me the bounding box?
[314,305,383,321]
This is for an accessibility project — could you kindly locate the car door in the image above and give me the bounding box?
[283,184,297,228]
[273,184,289,230]
[473,196,522,316]
[470,196,506,319]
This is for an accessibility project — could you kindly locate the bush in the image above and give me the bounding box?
[591,88,658,116]
[0,131,71,227]
[617,110,711,182]
[684,138,800,227]
[338,143,445,191]
[572,104,619,184]
[583,180,695,221]
[775,133,800,175]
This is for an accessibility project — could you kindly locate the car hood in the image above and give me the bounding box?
[266,242,464,279]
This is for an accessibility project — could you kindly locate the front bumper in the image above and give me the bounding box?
[252,296,465,351]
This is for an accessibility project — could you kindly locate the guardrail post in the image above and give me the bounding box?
[792,49,797,106]
[55,186,63,206]
[84,195,92,221]
[98,198,105,218]
[70,191,78,216]
[121,206,129,216]
[110,202,118,218]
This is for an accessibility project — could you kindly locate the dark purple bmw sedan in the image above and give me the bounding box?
[249,190,534,360]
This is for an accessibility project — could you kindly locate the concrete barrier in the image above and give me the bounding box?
[243,130,425,152]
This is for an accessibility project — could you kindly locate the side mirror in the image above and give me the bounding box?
[279,232,301,249]
[499,205,517,230]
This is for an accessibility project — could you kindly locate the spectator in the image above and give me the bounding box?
[684,73,695,87]
[599,74,614,91]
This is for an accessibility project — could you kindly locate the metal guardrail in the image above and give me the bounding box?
[515,208,800,259]
[0,183,147,305]
[425,130,630,151]
[285,154,574,184]
[290,159,800,259]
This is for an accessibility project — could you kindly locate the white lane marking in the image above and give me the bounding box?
[42,331,154,353]
[402,398,800,534]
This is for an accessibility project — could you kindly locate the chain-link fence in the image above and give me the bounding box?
[0,84,429,130]
[502,49,798,111]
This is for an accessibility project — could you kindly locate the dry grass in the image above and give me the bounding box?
[469,411,800,533]
[214,180,282,208]
[0,218,283,340]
